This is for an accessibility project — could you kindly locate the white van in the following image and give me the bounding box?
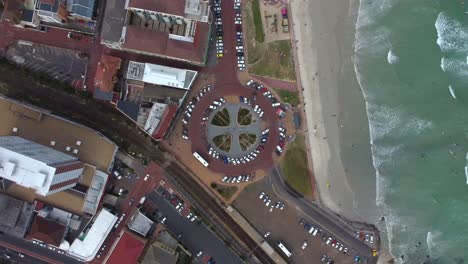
[213,100,221,106]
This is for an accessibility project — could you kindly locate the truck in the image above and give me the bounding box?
[281,6,289,33]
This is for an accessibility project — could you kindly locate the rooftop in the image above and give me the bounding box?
[26,214,67,246]
[94,55,122,94]
[127,0,185,17]
[0,136,82,196]
[0,97,118,173]
[100,0,126,43]
[141,230,179,264]
[127,210,154,237]
[123,21,210,64]
[127,61,197,89]
[106,231,146,264]
[82,170,107,215]
[1,182,86,215]
[0,193,35,238]
[68,208,117,261]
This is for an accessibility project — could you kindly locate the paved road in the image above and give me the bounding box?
[0,233,83,264]
[269,167,377,264]
[0,66,273,264]
[147,191,241,264]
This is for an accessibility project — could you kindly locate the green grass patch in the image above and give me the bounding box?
[280,135,311,196]
[212,184,238,200]
[238,108,252,125]
[273,89,299,106]
[249,40,296,80]
[251,0,264,43]
[213,134,231,152]
[211,108,230,126]
[239,133,257,151]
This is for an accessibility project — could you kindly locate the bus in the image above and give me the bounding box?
[277,241,292,258]
[193,152,209,167]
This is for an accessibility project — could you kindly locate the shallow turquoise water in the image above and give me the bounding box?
[354,0,468,263]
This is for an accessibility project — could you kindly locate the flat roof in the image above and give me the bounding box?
[0,136,81,196]
[100,0,126,43]
[69,208,117,261]
[106,231,146,264]
[127,210,154,237]
[2,183,86,215]
[127,0,185,16]
[0,97,118,173]
[0,193,35,238]
[94,55,122,93]
[123,21,210,64]
[127,61,197,89]
[82,170,107,215]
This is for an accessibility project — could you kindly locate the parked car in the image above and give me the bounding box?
[301,240,308,250]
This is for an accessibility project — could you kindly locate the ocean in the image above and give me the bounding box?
[354,0,468,263]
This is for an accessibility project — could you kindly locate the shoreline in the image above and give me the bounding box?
[290,0,393,262]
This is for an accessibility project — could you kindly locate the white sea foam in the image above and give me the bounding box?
[355,0,398,29]
[387,49,399,64]
[436,12,468,53]
[367,104,433,143]
[448,85,457,99]
[465,152,468,184]
[440,57,468,79]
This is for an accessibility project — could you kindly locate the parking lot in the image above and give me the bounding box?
[146,190,241,264]
[233,176,356,264]
[5,41,87,88]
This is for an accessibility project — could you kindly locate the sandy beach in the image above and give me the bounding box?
[290,0,392,262]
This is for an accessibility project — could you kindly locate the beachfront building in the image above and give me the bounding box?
[101,0,211,65]
[0,136,84,196]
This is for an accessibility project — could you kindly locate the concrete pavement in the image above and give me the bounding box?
[147,191,241,264]
[269,167,377,264]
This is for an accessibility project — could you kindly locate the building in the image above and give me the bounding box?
[141,230,179,264]
[127,210,154,237]
[67,0,95,21]
[116,62,196,140]
[68,208,118,261]
[127,61,197,90]
[0,136,84,196]
[35,0,69,24]
[106,231,146,264]
[101,0,211,65]
[0,193,35,238]
[93,55,122,103]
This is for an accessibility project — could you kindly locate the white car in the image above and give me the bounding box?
[196,251,203,257]
[326,237,332,245]
[264,231,270,238]
[301,240,308,250]
[259,192,265,199]
[144,174,149,181]
[265,199,271,207]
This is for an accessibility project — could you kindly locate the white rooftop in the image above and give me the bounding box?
[0,150,55,196]
[127,61,197,89]
[144,102,167,135]
[68,209,117,261]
